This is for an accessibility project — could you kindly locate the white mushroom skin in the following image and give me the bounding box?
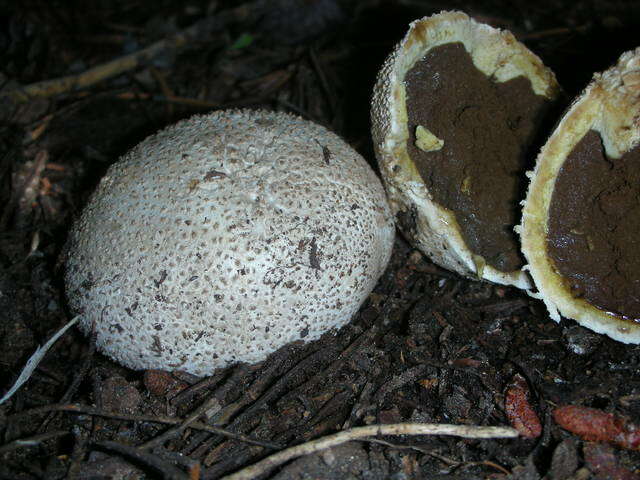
[65,110,395,376]
[371,11,559,288]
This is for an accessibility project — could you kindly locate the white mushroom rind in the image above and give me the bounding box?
[520,48,640,343]
[65,110,395,375]
[371,11,559,288]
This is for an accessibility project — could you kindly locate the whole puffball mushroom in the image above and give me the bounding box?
[65,110,395,376]
[520,48,640,343]
[371,11,560,288]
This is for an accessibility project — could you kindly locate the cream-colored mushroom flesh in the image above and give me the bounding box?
[521,48,640,343]
[65,110,395,375]
[371,11,560,288]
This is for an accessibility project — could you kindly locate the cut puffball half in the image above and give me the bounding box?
[520,48,640,343]
[371,11,560,288]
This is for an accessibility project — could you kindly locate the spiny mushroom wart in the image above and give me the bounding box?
[371,11,560,288]
[65,110,395,376]
[520,48,640,343]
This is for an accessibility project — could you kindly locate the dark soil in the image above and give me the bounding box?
[1,1,640,479]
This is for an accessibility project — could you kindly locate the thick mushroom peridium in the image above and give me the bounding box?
[65,109,395,376]
[371,11,560,288]
[520,48,640,343]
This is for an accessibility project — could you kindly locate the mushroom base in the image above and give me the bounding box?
[547,129,640,321]
[404,42,552,272]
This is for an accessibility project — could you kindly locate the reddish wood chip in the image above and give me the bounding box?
[553,405,640,450]
[504,373,542,439]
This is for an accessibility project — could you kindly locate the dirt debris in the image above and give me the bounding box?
[1,0,640,478]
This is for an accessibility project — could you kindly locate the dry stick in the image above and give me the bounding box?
[221,423,519,480]
[0,430,69,454]
[284,324,377,402]
[192,348,333,464]
[138,395,218,450]
[95,440,188,480]
[40,319,98,431]
[178,365,255,457]
[10,403,281,450]
[140,392,228,450]
[213,346,336,432]
[1,0,267,103]
[67,426,91,480]
[342,380,375,429]
[153,447,202,480]
[188,359,288,459]
[308,47,337,121]
[364,438,511,475]
[0,314,80,405]
[169,371,226,406]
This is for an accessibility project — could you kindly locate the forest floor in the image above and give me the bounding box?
[1,1,640,478]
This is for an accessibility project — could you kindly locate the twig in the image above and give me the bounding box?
[221,423,519,480]
[284,325,376,399]
[373,364,429,405]
[342,381,375,429]
[67,426,91,480]
[2,149,48,229]
[0,315,80,405]
[169,371,226,406]
[188,360,286,459]
[140,392,227,450]
[217,346,335,428]
[152,448,201,480]
[308,47,337,121]
[2,1,267,103]
[0,430,69,454]
[192,349,332,463]
[95,440,188,480]
[365,437,457,459]
[40,319,97,431]
[10,403,281,450]
[364,438,511,474]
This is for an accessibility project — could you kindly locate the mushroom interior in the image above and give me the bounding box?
[404,42,553,272]
[547,129,640,320]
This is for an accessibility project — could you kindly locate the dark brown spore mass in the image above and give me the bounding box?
[547,130,640,321]
[405,42,552,272]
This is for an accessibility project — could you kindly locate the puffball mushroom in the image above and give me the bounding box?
[520,48,640,343]
[65,110,395,376]
[371,11,560,288]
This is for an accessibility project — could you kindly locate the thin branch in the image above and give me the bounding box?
[364,438,512,474]
[67,426,91,480]
[10,403,281,450]
[95,440,188,480]
[140,393,225,450]
[1,1,267,103]
[40,318,97,431]
[308,47,337,120]
[0,430,69,454]
[0,315,80,405]
[152,448,201,480]
[221,423,519,480]
[168,372,226,406]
